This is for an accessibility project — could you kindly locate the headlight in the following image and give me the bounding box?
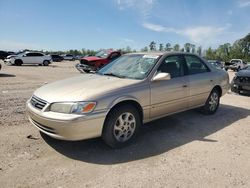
[50,102,96,114]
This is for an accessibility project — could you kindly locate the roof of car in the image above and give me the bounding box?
[126,51,200,56]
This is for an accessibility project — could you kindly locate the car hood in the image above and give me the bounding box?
[34,74,141,103]
[236,70,250,77]
[7,55,18,59]
[81,56,105,61]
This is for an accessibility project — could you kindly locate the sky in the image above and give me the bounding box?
[0,0,250,51]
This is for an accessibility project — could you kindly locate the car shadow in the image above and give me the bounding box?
[42,104,250,164]
[0,73,16,77]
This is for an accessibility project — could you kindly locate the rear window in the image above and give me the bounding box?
[231,60,241,64]
[185,55,209,75]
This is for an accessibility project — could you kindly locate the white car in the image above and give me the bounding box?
[225,59,248,71]
[4,52,52,66]
[62,54,75,61]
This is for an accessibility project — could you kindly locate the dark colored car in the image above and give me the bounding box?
[51,54,64,62]
[207,60,224,69]
[231,66,250,94]
[0,51,14,60]
[76,50,122,73]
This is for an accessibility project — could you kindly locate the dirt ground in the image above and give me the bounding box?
[0,60,250,188]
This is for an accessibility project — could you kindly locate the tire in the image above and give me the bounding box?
[201,89,220,115]
[102,105,141,148]
[43,60,49,66]
[84,70,90,73]
[14,59,23,66]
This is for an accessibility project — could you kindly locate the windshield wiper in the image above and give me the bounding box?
[103,73,125,78]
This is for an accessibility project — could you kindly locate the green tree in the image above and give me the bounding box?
[173,44,180,51]
[149,41,156,51]
[191,44,196,53]
[205,47,216,60]
[141,46,149,52]
[184,43,191,53]
[126,46,132,53]
[165,43,171,51]
[159,43,164,51]
[197,46,202,56]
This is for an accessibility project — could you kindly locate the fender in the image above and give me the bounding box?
[107,95,141,111]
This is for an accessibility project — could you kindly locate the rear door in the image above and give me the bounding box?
[34,53,44,64]
[184,55,213,108]
[150,55,189,118]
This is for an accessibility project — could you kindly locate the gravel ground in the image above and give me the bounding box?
[0,60,250,188]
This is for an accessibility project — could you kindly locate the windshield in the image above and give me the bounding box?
[231,60,241,64]
[97,54,160,80]
[95,50,110,58]
[245,66,250,70]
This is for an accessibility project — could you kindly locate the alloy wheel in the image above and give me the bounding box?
[208,92,219,111]
[113,112,136,142]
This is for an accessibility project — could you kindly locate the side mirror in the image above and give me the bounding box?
[152,72,171,81]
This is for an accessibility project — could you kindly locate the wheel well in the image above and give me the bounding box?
[106,100,143,122]
[213,85,222,97]
[15,59,22,63]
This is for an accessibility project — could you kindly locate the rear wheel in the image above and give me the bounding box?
[102,105,141,148]
[201,89,220,115]
[43,60,49,66]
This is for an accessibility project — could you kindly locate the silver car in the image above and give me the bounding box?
[26,52,229,148]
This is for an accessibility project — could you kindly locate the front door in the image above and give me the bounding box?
[150,55,189,119]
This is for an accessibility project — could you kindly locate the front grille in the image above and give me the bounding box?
[30,95,47,110]
[80,59,89,65]
[237,76,250,83]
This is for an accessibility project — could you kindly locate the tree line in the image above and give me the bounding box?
[142,33,250,62]
[34,33,250,62]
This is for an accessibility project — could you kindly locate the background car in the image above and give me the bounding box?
[207,60,224,69]
[0,51,14,60]
[62,54,75,61]
[231,66,250,94]
[76,49,122,73]
[51,54,64,62]
[225,59,247,71]
[4,51,52,66]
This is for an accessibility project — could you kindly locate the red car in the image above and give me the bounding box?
[76,49,121,73]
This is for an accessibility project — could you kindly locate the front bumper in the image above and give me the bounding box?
[26,101,107,141]
[4,59,14,65]
[75,63,96,73]
[231,82,250,94]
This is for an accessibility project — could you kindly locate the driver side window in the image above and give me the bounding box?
[157,55,184,78]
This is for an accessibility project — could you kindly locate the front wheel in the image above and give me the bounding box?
[201,89,220,115]
[102,105,141,148]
